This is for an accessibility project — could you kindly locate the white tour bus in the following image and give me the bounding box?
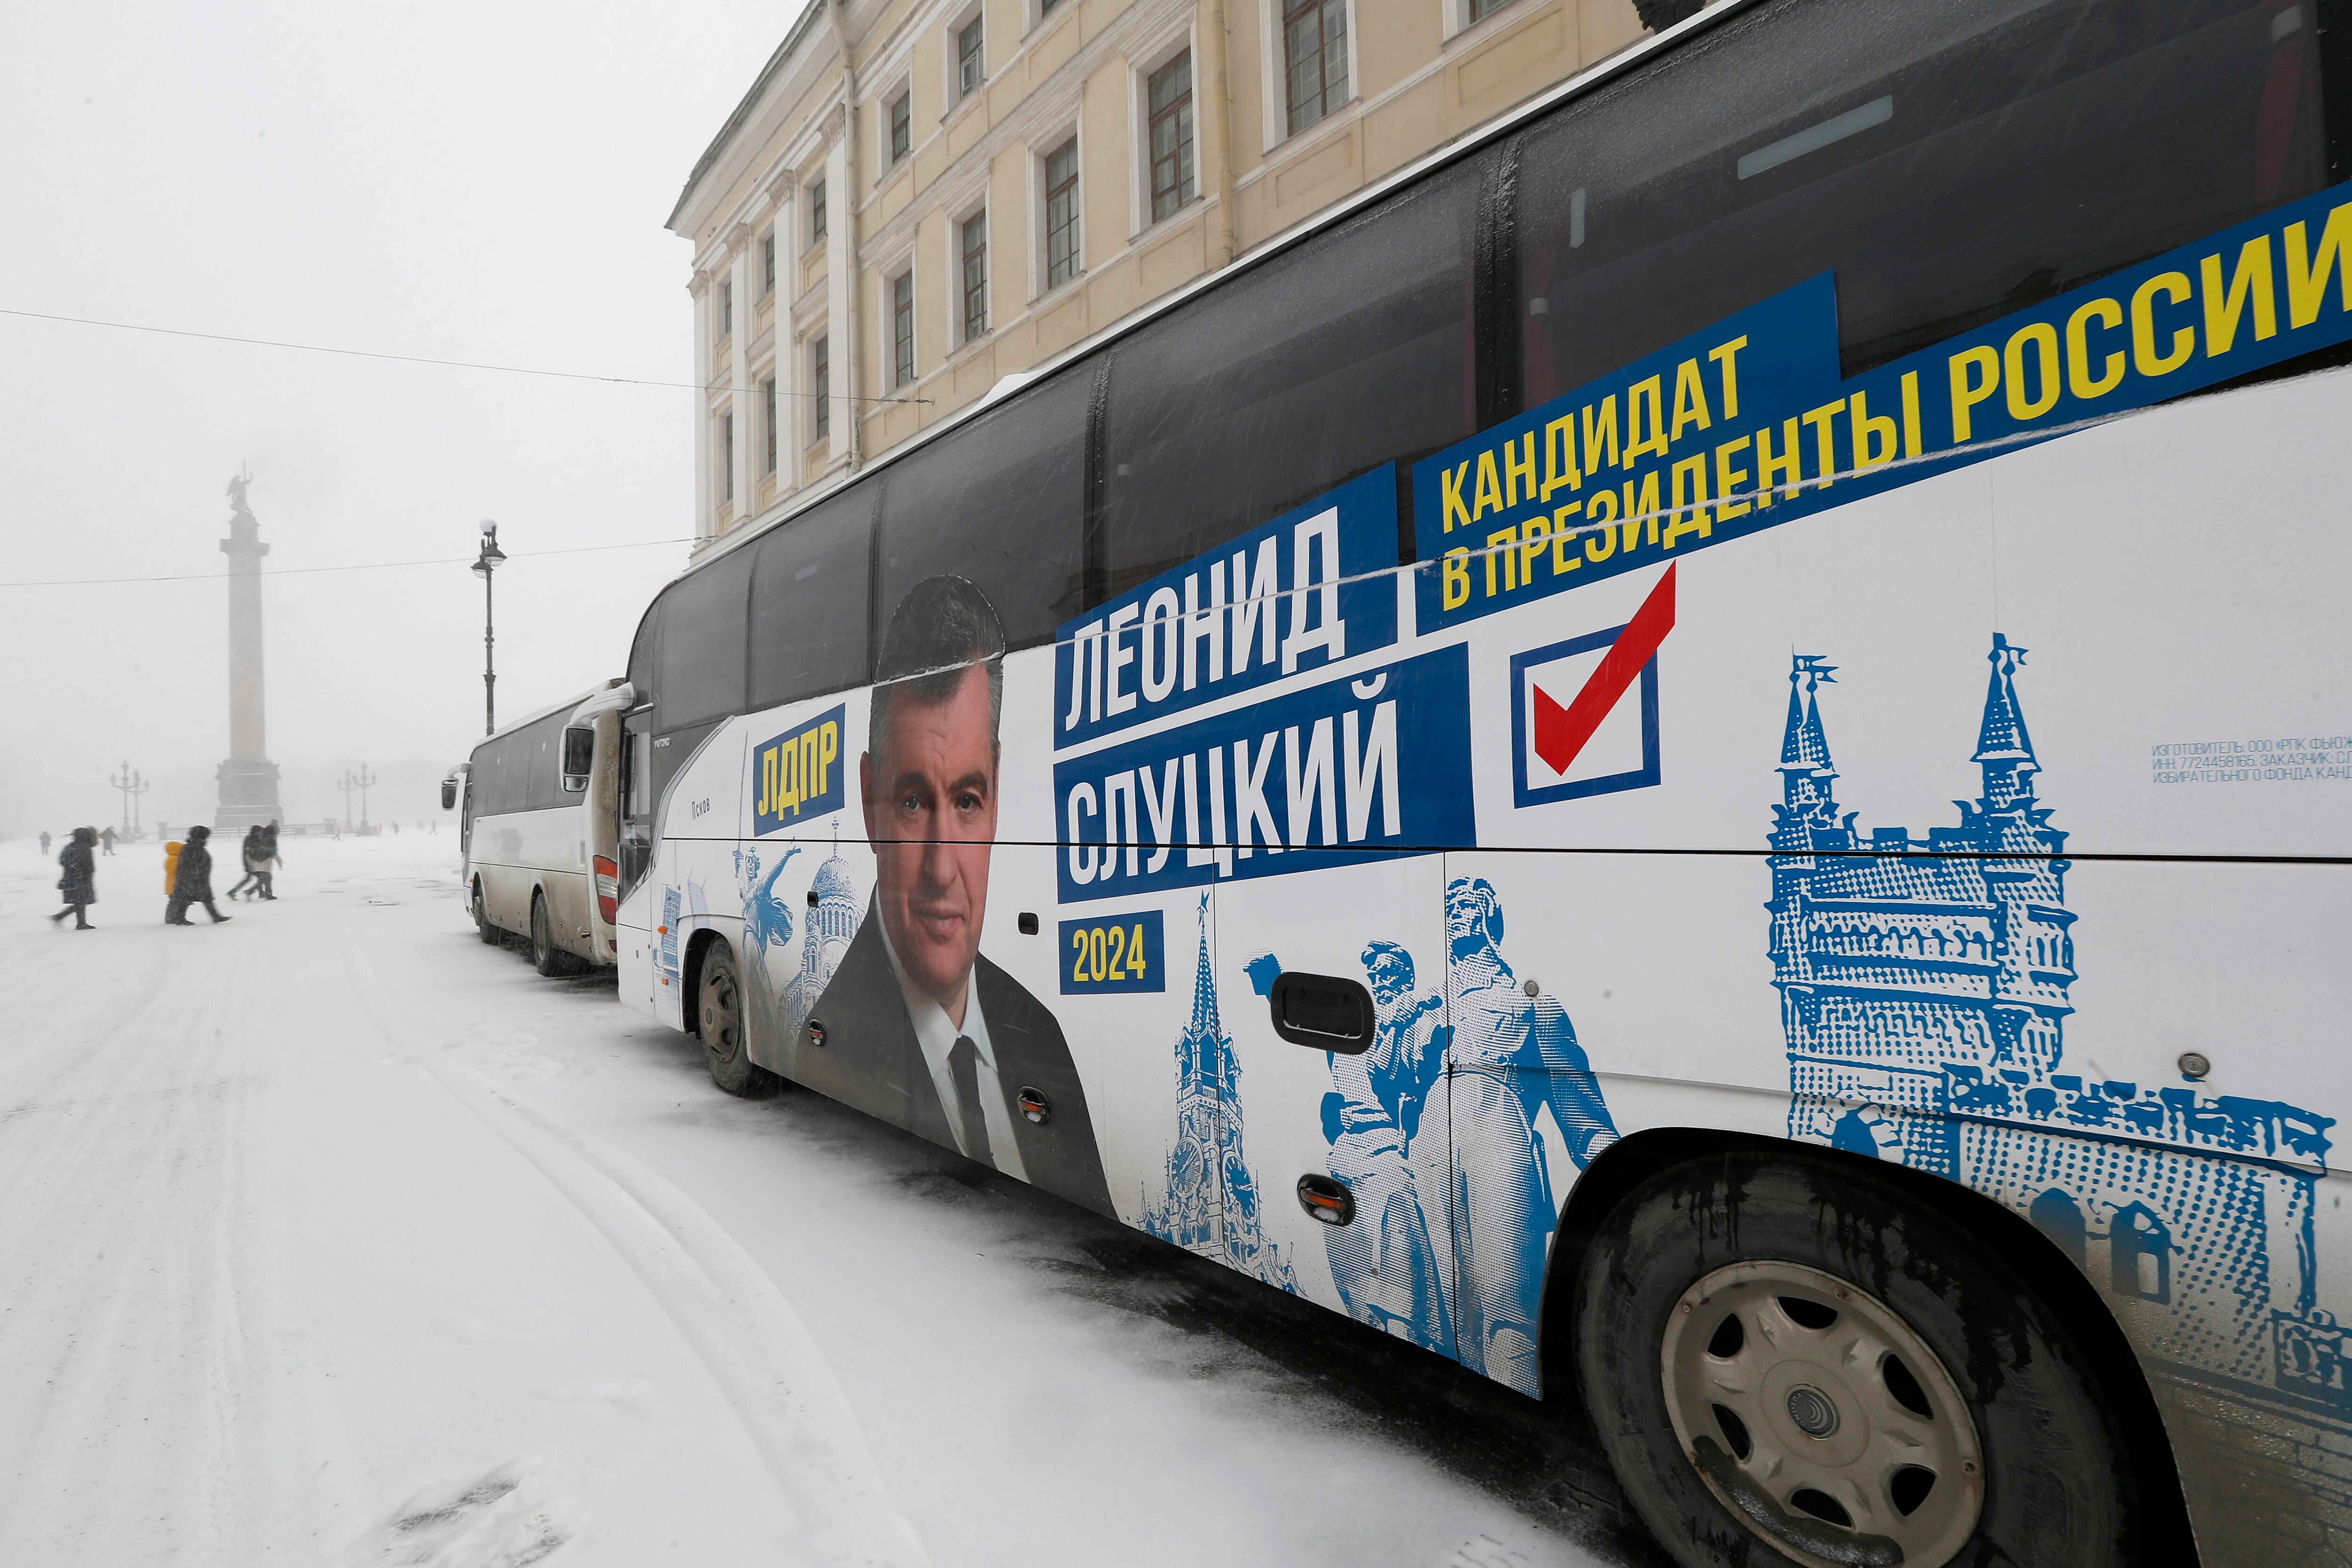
[613,1,2352,1562]
[448,679,629,974]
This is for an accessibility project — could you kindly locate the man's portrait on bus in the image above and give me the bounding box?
[803,574,1114,1216]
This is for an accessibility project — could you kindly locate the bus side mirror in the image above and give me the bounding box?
[561,726,594,792]
[1268,971,1375,1054]
[440,780,457,811]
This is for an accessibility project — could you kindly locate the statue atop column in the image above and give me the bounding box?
[215,465,284,833]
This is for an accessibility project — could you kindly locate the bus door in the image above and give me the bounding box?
[615,707,658,1003]
[1434,861,1624,1398]
[1211,856,1453,1355]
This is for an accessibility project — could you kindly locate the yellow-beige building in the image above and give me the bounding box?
[667,0,1684,549]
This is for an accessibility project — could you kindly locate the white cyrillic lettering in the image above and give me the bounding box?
[1232,733,1282,859]
[1066,782,1099,883]
[1065,621,1101,730]
[1230,539,1279,674]
[1139,586,1182,703]
[1181,562,1225,690]
[1281,508,1346,674]
[1343,701,1400,841]
[1140,758,1180,875]
[1284,717,1337,848]
[1104,602,1140,716]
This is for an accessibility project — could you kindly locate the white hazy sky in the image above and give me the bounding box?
[0,0,793,838]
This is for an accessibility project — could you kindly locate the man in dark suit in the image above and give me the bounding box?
[802,576,1114,1217]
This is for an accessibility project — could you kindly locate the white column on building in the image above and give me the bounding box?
[768,172,802,494]
[728,224,758,527]
[823,111,856,470]
[689,270,714,541]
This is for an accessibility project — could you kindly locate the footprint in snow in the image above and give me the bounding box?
[357,1452,580,1567]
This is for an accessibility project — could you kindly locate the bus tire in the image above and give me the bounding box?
[1575,1148,2140,1568]
[530,891,583,977]
[696,942,776,1098]
[473,882,501,946]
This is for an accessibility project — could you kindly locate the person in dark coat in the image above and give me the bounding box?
[256,820,281,899]
[39,830,50,857]
[48,827,96,930]
[165,825,231,925]
[100,826,117,855]
[226,826,265,899]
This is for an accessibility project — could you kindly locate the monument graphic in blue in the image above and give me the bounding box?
[1768,639,2351,1429]
[1142,897,1297,1292]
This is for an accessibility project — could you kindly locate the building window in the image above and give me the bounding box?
[809,178,827,244]
[1043,136,1081,289]
[960,212,989,341]
[715,277,733,342]
[1147,52,1196,223]
[717,410,735,503]
[888,89,913,164]
[891,270,916,387]
[1467,0,1513,19]
[762,375,779,473]
[811,336,830,441]
[957,16,985,99]
[1041,0,1065,15]
[760,230,776,296]
[1283,0,1349,137]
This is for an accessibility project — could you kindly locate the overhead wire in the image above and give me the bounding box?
[0,305,927,403]
[0,535,697,590]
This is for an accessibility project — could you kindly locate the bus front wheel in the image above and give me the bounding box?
[1576,1149,2143,1568]
[696,943,776,1098]
[473,883,500,946]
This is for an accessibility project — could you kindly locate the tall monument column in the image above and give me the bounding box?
[215,468,284,832]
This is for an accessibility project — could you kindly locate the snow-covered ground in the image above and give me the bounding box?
[0,833,1661,1568]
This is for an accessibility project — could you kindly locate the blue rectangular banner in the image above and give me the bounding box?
[1053,644,1473,904]
[750,703,846,836]
[1413,180,2352,631]
[1055,465,1399,750]
[1057,909,1167,995]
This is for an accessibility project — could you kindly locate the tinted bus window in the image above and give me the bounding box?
[626,602,660,710]
[877,368,1089,649]
[657,546,751,728]
[1518,0,2327,398]
[1101,155,1482,597]
[749,487,873,709]
[522,713,568,811]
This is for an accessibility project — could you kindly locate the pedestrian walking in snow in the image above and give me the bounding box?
[48,827,96,930]
[256,820,281,899]
[164,825,230,926]
[226,826,265,899]
[39,830,51,857]
[100,827,117,855]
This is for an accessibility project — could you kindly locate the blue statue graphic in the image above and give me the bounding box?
[1320,940,1451,1351]
[1143,898,1297,1292]
[736,844,800,979]
[1257,883,1619,1388]
[1767,638,2351,1447]
[1443,876,1618,1394]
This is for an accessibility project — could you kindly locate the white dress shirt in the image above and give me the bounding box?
[878,918,1030,1182]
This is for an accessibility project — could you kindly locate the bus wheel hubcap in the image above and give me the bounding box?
[1660,1259,1983,1568]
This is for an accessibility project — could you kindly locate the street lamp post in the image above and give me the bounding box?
[472,519,507,736]
[354,763,378,834]
[110,763,149,840]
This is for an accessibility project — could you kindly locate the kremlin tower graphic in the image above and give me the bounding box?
[1767,637,2351,1544]
[1142,896,1297,1292]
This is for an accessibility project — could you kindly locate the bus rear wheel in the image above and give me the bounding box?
[1575,1149,2141,1568]
[696,943,776,1098]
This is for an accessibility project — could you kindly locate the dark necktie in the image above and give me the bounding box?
[949,1035,993,1167]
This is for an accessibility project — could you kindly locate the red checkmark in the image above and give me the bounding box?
[1531,564,1677,776]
